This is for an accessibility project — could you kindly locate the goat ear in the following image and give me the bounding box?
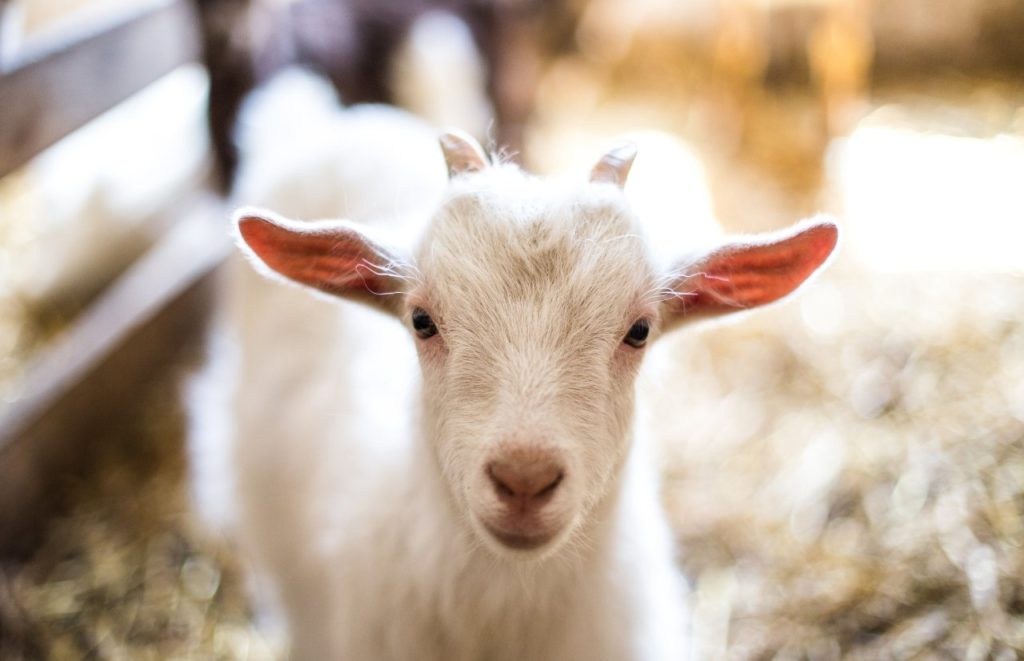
[439,130,487,178]
[590,143,637,189]
[661,218,838,329]
[235,209,406,315]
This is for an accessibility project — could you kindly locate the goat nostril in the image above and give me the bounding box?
[487,460,564,505]
[536,471,563,499]
[488,465,517,498]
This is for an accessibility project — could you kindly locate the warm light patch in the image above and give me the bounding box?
[831,118,1024,273]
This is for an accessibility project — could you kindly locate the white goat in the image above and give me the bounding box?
[190,77,837,660]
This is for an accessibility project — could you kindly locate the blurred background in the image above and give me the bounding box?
[1,0,1023,657]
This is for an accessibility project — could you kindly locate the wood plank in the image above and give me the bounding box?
[0,198,229,558]
[0,0,200,178]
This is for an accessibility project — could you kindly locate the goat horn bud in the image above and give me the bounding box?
[439,130,488,178]
[590,143,637,189]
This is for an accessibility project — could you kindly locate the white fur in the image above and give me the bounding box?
[190,70,697,660]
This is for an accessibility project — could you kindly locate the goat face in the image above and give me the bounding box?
[410,176,656,557]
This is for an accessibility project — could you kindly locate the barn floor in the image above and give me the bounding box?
[2,65,1024,658]
[0,352,277,659]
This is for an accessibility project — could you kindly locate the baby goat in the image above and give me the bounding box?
[199,123,837,659]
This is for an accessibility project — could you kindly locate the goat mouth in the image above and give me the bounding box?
[481,522,555,551]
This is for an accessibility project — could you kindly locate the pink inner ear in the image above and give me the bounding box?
[670,222,838,316]
[238,215,394,300]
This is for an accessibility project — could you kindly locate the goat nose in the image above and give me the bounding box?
[487,457,564,509]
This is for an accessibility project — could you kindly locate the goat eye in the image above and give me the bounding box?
[623,319,649,348]
[411,307,438,339]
